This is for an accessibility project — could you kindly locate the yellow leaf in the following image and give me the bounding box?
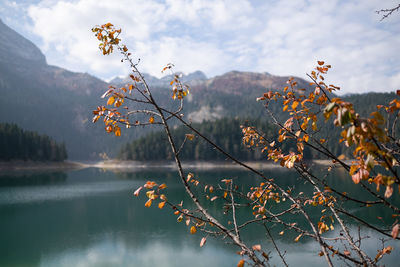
[237,259,245,267]
[177,214,183,222]
[107,96,115,105]
[223,191,228,198]
[185,134,195,140]
[190,226,197,234]
[149,116,155,124]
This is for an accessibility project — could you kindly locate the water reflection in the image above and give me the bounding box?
[0,167,398,266]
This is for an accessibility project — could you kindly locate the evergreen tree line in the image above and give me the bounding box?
[0,123,67,161]
[119,117,355,161]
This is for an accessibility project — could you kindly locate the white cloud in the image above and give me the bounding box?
[19,0,400,93]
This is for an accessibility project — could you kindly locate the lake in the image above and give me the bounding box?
[0,165,399,266]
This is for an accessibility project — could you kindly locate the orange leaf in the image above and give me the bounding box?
[149,116,155,124]
[292,101,299,110]
[158,184,167,190]
[317,61,325,66]
[190,226,197,234]
[107,96,115,106]
[237,259,245,267]
[114,125,121,137]
[144,199,152,208]
[158,201,166,209]
[252,244,262,251]
[144,181,157,189]
[185,134,195,140]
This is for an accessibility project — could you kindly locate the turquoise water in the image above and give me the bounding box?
[0,167,398,266]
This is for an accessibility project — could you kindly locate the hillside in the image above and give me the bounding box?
[0,19,142,159]
[0,123,67,161]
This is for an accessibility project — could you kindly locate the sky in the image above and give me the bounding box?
[0,0,399,94]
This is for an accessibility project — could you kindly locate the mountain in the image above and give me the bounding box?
[111,69,313,123]
[110,70,207,87]
[2,19,395,161]
[0,19,140,159]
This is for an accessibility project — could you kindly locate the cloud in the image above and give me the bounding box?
[22,0,400,93]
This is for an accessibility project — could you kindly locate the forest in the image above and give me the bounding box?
[0,123,67,161]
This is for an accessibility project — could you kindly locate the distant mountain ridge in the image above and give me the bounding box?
[110,69,310,96]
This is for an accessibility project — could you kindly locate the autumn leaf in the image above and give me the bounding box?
[252,244,262,251]
[210,196,218,201]
[391,224,399,239]
[187,173,194,182]
[144,199,152,208]
[114,125,121,137]
[292,101,299,110]
[190,226,197,234]
[343,250,351,256]
[294,233,303,242]
[107,96,115,105]
[237,259,245,267]
[158,184,167,190]
[200,237,207,247]
[385,185,393,198]
[149,116,155,124]
[133,186,143,197]
[144,181,157,189]
[158,201,166,209]
[185,134,195,140]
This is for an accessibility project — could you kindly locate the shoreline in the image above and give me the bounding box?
[0,159,344,172]
[0,160,88,172]
[92,159,342,171]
